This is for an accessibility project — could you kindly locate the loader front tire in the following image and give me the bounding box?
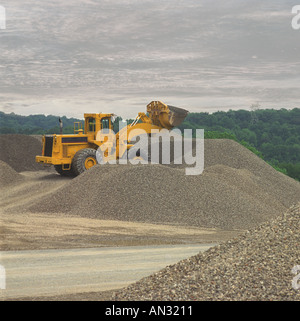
[72,148,98,176]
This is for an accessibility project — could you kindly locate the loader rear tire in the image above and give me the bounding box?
[54,165,75,177]
[72,148,98,176]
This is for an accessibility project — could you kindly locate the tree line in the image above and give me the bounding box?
[0,112,81,135]
[1,108,299,180]
[177,108,300,181]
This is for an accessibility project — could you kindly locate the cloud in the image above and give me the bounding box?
[0,0,299,117]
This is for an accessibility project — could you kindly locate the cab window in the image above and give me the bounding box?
[87,118,96,132]
[101,118,110,130]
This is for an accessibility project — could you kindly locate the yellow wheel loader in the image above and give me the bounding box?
[35,101,188,176]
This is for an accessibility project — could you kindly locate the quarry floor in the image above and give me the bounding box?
[0,170,241,301]
[0,171,241,252]
[1,136,299,301]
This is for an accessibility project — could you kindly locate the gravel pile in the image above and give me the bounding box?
[28,140,300,230]
[113,203,300,301]
[0,134,45,172]
[138,138,299,208]
[0,160,24,186]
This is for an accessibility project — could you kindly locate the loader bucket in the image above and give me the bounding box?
[147,101,189,129]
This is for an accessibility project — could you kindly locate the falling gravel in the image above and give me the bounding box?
[113,203,300,301]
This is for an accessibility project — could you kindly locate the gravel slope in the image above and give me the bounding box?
[0,160,24,186]
[28,140,300,230]
[0,134,45,172]
[113,203,300,301]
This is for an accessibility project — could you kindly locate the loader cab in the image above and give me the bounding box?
[83,113,113,137]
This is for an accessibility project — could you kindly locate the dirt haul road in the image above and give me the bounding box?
[0,244,215,300]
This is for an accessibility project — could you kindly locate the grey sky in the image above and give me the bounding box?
[0,0,299,119]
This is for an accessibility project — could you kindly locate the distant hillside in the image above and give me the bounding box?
[177,108,300,180]
[179,108,300,162]
[1,108,299,180]
[0,112,82,135]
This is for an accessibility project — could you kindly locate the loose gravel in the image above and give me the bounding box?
[113,203,300,301]
[0,160,24,186]
[28,139,300,230]
[0,134,45,172]
[1,135,299,301]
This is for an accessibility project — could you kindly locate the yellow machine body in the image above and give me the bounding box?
[35,101,188,176]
